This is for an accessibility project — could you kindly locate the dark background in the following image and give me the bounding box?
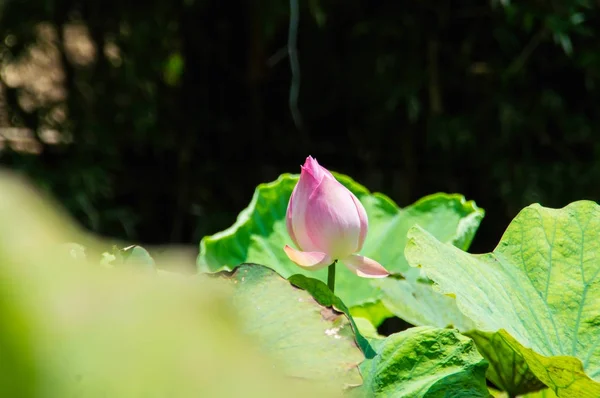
[1,0,599,255]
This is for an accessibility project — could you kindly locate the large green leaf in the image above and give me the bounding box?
[405,201,600,397]
[225,264,364,388]
[197,172,483,325]
[355,326,489,397]
[376,275,476,331]
[0,171,332,398]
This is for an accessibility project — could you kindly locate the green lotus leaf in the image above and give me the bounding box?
[225,264,365,388]
[405,201,600,397]
[355,326,489,397]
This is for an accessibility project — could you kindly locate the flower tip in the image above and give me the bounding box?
[303,155,318,168]
[300,155,324,179]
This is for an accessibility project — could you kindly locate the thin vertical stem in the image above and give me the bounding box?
[288,0,303,131]
[327,261,337,294]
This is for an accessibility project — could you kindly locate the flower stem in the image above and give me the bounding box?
[327,261,337,294]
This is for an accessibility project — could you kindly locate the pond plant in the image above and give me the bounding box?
[1,156,599,397]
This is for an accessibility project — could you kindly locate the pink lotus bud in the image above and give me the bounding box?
[284,156,390,278]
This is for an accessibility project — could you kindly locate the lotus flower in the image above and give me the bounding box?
[284,156,390,278]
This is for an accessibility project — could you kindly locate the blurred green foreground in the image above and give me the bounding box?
[0,170,337,398]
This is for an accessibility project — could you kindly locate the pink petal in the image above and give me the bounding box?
[289,163,323,252]
[283,245,333,270]
[341,254,389,278]
[349,192,368,252]
[304,176,362,258]
[286,188,299,247]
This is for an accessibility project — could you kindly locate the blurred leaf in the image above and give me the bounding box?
[58,242,87,260]
[570,13,585,25]
[226,265,364,389]
[99,245,155,270]
[309,0,327,27]
[0,171,334,398]
[554,33,573,55]
[100,252,117,267]
[163,52,184,86]
[121,245,155,269]
[288,273,376,358]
